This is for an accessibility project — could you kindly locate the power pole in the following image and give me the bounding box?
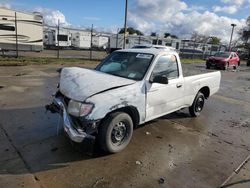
[15,12,18,58]
[116,28,119,48]
[90,24,93,60]
[228,23,236,52]
[123,0,128,49]
[57,19,60,59]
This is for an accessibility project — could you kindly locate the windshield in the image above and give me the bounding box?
[96,52,154,80]
[214,52,230,58]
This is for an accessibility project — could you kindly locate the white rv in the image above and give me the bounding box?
[109,34,152,50]
[0,7,43,51]
[55,27,71,48]
[43,26,56,48]
[92,35,109,49]
[71,31,91,49]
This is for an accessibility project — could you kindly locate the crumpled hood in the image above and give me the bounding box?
[59,67,136,102]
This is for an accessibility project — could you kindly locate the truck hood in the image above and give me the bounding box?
[59,67,136,102]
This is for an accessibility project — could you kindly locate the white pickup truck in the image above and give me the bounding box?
[46,48,221,153]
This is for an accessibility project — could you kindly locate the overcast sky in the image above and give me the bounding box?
[0,0,249,42]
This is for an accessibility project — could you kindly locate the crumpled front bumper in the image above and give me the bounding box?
[51,97,95,143]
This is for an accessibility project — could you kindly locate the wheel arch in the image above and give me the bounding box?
[100,106,140,129]
[199,86,210,99]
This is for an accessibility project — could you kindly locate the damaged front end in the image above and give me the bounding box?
[45,91,98,143]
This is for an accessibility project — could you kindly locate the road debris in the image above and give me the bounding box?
[14,73,27,76]
[169,144,173,153]
[156,136,163,139]
[135,160,142,165]
[145,131,151,135]
[92,177,105,188]
[158,177,165,184]
[51,147,58,152]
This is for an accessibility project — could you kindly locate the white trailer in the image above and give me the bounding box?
[71,31,91,49]
[109,34,152,50]
[0,7,43,51]
[92,35,109,49]
[43,26,56,48]
[55,28,71,48]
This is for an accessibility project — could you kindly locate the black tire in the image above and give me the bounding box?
[206,62,210,69]
[233,63,238,70]
[99,112,133,153]
[189,92,205,117]
[247,60,250,66]
[223,62,229,70]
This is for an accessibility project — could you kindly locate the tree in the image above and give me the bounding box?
[239,16,250,54]
[191,32,208,43]
[119,27,144,36]
[170,35,178,39]
[191,32,221,44]
[208,37,221,45]
[150,32,157,37]
[164,32,171,38]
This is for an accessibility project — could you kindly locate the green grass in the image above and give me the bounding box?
[0,56,205,66]
[0,56,100,66]
[181,58,205,64]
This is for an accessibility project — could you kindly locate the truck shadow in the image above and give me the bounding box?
[0,106,196,176]
[0,106,108,175]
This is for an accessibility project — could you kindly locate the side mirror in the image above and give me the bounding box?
[150,75,168,84]
[230,56,232,59]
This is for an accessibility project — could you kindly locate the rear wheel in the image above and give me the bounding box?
[189,92,205,117]
[247,60,250,66]
[233,63,238,70]
[99,112,133,153]
[223,62,229,70]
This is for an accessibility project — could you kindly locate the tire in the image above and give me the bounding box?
[223,62,229,70]
[99,112,133,153]
[233,63,238,70]
[247,60,250,66]
[189,92,205,117]
[206,62,210,69]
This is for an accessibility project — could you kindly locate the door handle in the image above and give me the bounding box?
[176,83,182,88]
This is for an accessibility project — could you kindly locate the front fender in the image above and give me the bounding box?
[85,82,146,124]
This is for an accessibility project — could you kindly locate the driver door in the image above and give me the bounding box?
[145,54,184,121]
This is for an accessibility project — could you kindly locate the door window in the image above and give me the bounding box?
[152,55,179,79]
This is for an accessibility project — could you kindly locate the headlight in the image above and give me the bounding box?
[68,100,94,117]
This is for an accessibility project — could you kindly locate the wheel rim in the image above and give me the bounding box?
[195,97,204,112]
[111,121,127,145]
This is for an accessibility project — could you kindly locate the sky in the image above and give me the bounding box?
[0,0,249,42]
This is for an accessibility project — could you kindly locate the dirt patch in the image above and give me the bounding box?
[14,73,28,77]
[227,119,250,129]
[237,76,250,81]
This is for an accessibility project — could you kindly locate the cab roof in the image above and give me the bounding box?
[116,48,177,56]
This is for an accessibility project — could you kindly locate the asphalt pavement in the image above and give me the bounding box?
[0,62,249,188]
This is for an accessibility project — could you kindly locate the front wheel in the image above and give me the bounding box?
[223,62,229,70]
[99,112,133,153]
[189,92,205,117]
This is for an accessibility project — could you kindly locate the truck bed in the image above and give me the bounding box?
[182,63,215,77]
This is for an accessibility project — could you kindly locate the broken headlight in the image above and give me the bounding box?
[68,100,94,117]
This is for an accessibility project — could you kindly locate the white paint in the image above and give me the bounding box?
[58,48,221,126]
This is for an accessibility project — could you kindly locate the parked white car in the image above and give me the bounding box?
[46,48,221,153]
